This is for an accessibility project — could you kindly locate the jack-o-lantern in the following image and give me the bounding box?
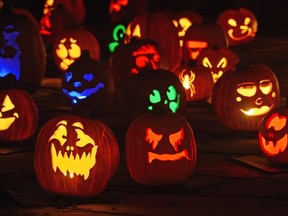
[34,115,120,197]
[62,51,115,111]
[258,107,288,164]
[196,46,239,83]
[108,24,126,53]
[125,12,181,72]
[174,63,214,102]
[172,10,203,47]
[126,112,197,185]
[217,7,258,46]
[0,89,38,142]
[0,2,46,94]
[182,21,228,65]
[109,37,170,91]
[53,28,100,72]
[120,68,186,121]
[212,64,281,131]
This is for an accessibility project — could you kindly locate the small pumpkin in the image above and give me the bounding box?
[217,7,258,46]
[212,64,281,131]
[126,111,197,185]
[0,89,38,142]
[34,115,120,197]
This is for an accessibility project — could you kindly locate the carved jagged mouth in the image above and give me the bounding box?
[147,150,191,163]
[240,105,272,116]
[260,134,288,156]
[51,143,98,180]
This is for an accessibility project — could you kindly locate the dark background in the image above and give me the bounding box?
[9,0,288,37]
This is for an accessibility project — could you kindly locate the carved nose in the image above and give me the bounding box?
[255,97,263,106]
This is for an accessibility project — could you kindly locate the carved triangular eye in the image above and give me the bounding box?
[1,95,15,112]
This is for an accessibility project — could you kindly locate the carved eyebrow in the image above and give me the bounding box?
[72,122,84,130]
[145,128,163,150]
[169,127,184,151]
[56,120,67,127]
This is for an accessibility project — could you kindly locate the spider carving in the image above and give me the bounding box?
[179,69,196,97]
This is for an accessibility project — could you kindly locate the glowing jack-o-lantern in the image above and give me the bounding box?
[217,7,258,46]
[124,12,181,72]
[258,107,288,164]
[121,68,186,121]
[126,112,197,185]
[172,10,203,47]
[62,51,115,111]
[0,4,46,93]
[108,24,126,53]
[212,64,281,130]
[182,22,228,65]
[175,63,214,102]
[53,28,100,72]
[0,89,38,142]
[34,115,120,197]
[196,46,239,83]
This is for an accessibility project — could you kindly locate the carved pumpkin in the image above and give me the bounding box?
[0,3,46,94]
[175,62,214,102]
[217,7,258,46]
[109,37,170,91]
[108,24,126,53]
[258,107,288,164]
[212,64,281,131]
[0,89,38,142]
[126,112,197,185]
[121,68,186,121]
[53,28,100,72]
[34,115,120,197]
[182,21,228,65]
[125,12,181,72]
[196,46,239,83]
[62,51,115,111]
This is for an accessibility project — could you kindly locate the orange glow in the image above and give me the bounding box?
[186,40,208,60]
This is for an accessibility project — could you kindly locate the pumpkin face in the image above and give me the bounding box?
[217,7,258,46]
[53,28,100,72]
[196,46,239,83]
[121,69,186,121]
[258,107,288,164]
[0,89,38,142]
[34,115,120,197]
[62,51,115,111]
[182,22,228,64]
[126,112,197,185]
[175,63,214,102]
[0,7,46,93]
[212,64,281,130]
[108,24,126,53]
[125,12,181,72]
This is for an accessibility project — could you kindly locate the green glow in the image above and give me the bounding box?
[149,89,161,104]
[108,24,126,53]
[167,85,177,101]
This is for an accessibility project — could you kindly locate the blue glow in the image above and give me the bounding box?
[83,73,94,82]
[73,81,82,87]
[63,82,105,104]
[65,72,73,82]
[0,25,21,80]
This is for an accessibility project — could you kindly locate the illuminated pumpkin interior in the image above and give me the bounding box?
[108,24,126,53]
[125,23,141,42]
[173,18,192,47]
[227,17,256,41]
[49,120,98,180]
[145,127,191,163]
[236,79,276,116]
[0,95,19,131]
[178,69,196,97]
[56,37,81,71]
[109,0,129,13]
[148,85,180,113]
[40,0,55,35]
[0,25,21,80]
[186,40,208,60]
[202,57,227,83]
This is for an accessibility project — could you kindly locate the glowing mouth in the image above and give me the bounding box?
[147,150,191,163]
[0,113,19,131]
[51,143,98,180]
[228,28,255,41]
[240,105,272,116]
[260,134,288,156]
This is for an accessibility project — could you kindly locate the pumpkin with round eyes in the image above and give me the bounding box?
[120,68,186,122]
[0,89,38,142]
[62,51,115,111]
[212,64,281,131]
[53,28,100,72]
[258,107,288,164]
[34,115,120,197]
[196,46,239,83]
[182,21,228,65]
[216,7,258,46]
[125,111,197,185]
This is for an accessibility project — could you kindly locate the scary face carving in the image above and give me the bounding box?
[0,95,19,131]
[49,120,98,180]
[217,7,258,46]
[125,112,197,185]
